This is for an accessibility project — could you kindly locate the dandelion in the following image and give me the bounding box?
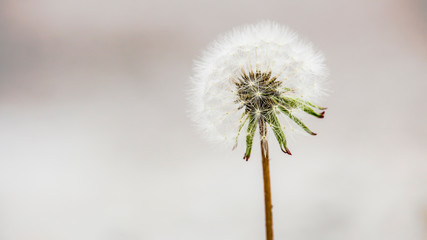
[189,21,328,240]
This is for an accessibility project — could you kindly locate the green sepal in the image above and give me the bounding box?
[276,104,317,136]
[243,114,258,161]
[233,112,249,150]
[264,111,291,155]
[294,98,327,110]
[281,97,325,118]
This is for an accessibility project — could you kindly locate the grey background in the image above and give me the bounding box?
[0,0,426,239]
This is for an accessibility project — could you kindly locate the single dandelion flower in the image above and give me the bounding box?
[189,21,328,240]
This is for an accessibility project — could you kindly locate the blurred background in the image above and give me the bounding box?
[0,0,426,239]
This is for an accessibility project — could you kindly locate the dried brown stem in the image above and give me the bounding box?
[259,117,273,240]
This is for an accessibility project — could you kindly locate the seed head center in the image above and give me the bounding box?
[235,70,282,115]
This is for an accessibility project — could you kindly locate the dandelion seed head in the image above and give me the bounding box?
[189,20,328,156]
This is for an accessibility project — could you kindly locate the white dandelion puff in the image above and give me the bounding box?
[189,21,328,160]
[189,21,329,240]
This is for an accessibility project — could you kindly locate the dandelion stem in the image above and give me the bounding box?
[259,117,274,240]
